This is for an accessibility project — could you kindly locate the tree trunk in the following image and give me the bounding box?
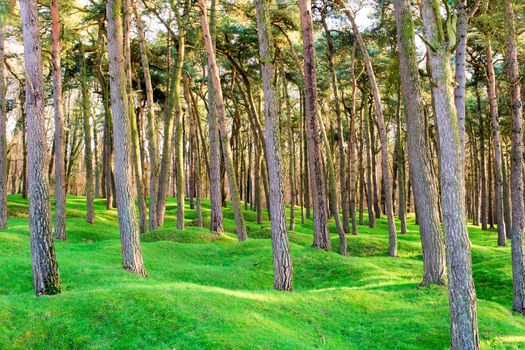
[485,39,506,245]
[50,0,66,239]
[198,0,246,241]
[282,69,295,232]
[504,0,525,316]
[132,0,159,231]
[256,0,293,289]
[20,0,61,295]
[454,0,467,163]
[106,0,146,276]
[80,45,95,224]
[421,0,480,346]
[298,0,331,249]
[124,0,147,234]
[363,96,375,228]
[339,1,396,255]
[395,91,406,234]
[0,17,7,229]
[322,16,349,234]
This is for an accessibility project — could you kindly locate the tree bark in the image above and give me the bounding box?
[256,0,293,289]
[0,17,7,229]
[298,0,331,250]
[80,45,95,224]
[454,0,467,163]
[421,0,480,346]
[198,0,246,241]
[338,1,397,256]
[106,0,146,276]
[20,0,61,295]
[503,0,525,316]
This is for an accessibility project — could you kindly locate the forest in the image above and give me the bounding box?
[0,0,525,348]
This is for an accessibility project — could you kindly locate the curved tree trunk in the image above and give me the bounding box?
[421,0,480,347]
[106,0,146,276]
[20,0,61,295]
[256,0,293,289]
[338,1,396,256]
[298,0,331,250]
[198,0,246,241]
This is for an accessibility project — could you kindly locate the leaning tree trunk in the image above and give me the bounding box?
[421,0,480,347]
[298,0,331,250]
[80,45,95,224]
[50,0,66,239]
[322,16,349,234]
[504,0,525,316]
[198,0,246,241]
[486,39,506,246]
[394,0,446,286]
[20,0,61,295]
[132,0,159,231]
[106,0,146,276]
[0,17,7,229]
[256,0,293,290]
[338,1,397,256]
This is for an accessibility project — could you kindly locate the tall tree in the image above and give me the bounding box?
[394,0,446,285]
[503,0,525,316]
[338,0,397,256]
[255,0,293,290]
[298,0,331,249]
[51,0,66,239]
[20,0,61,295]
[198,0,246,241]
[80,44,95,224]
[420,0,480,347]
[0,15,6,229]
[132,0,159,231]
[106,0,146,276]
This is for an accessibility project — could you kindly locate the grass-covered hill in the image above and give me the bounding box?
[0,195,524,349]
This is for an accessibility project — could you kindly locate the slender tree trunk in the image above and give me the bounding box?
[20,0,61,295]
[298,0,331,249]
[132,0,159,231]
[485,40,506,245]
[363,97,375,228]
[322,16,349,233]
[106,0,146,276]
[455,0,467,163]
[339,1,396,255]
[80,45,95,224]
[502,149,512,237]
[124,0,147,234]
[504,0,525,316]
[348,44,358,235]
[50,0,66,238]
[0,18,7,229]
[421,0,480,346]
[256,0,293,289]
[282,70,295,232]
[395,91,406,234]
[198,0,246,240]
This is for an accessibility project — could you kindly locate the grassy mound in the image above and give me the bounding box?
[0,194,524,349]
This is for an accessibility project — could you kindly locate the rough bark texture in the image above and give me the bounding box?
[80,45,95,224]
[298,0,331,250]
[454,0,467,163]
[256,0,293,290]
[339,1,396,256]
[394,0,446,286]
[198,0,246,241]
[504,0,525,316]
[106,0,146,276]
[132,0,159,231]
[421,0,480,347]
[0,18,7,229]
[20,0,61,295]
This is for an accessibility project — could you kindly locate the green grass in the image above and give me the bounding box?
[0,194,524,349]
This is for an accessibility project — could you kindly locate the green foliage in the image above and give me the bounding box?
[0,195,524,349]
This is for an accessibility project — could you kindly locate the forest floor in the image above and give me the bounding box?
[0,195,524,349]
